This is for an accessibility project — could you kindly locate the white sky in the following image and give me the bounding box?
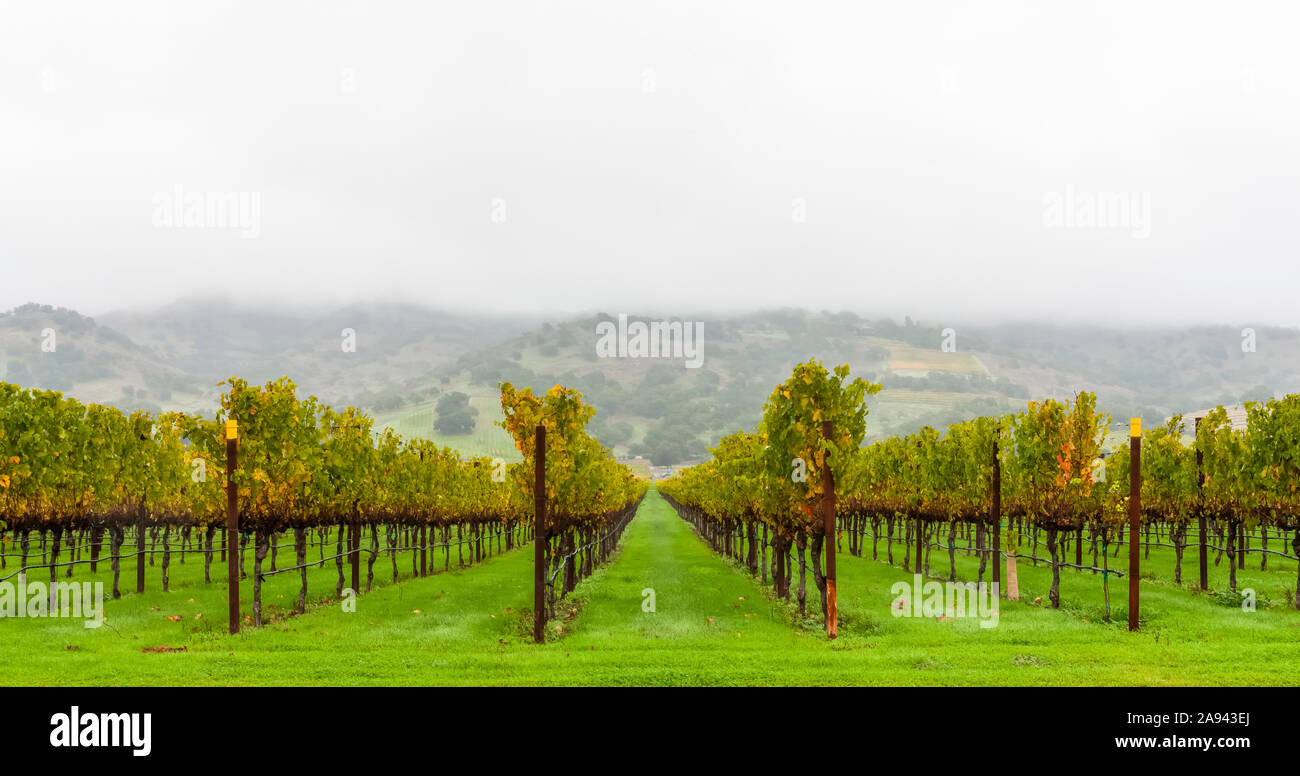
[1,1,1298,325]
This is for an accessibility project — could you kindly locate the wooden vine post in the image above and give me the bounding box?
[914,442,924,574]
[533,424,547,644]
[915,515,925,579]
[991,437,1001,596]
[1128,418,1141,632]
[136,502,146,594]
[821,420,837,639]
[419,449,427,578]
[1195,417,1208,591]
[225,418,240,635]
[350,508,360,595]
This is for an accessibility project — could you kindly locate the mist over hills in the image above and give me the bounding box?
[1,299,1294,465]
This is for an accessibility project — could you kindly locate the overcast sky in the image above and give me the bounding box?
[2,1,1298,326]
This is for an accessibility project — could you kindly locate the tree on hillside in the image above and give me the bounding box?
[434,391,478,435]
[630,422,708,465]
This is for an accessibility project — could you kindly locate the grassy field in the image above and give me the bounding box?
[375,393,520,460]
[885,345,987,376]
[1,488,1297,685]
[619,458,652,479]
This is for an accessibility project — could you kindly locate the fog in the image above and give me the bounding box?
[2,1,1298,326]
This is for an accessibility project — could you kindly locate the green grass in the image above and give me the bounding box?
[619,458,652,479]
[1,489,1297,685]
[886,345,987,375]
[830,527,1300,685]
[375,392,519,460]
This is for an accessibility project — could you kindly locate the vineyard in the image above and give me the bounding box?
[661,359,1300,629]
[0,377,645,632]
[1,364,1298,686]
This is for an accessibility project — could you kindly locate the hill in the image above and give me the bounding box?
[97,298,538,411]
[0,298,536,419]
[0,304,211,413]
[395,310,1300,463]
[5,300,1298,465]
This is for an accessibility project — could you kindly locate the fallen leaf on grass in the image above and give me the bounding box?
[706,617,715,624]
[166,615,182,622]
[142,645,188,653]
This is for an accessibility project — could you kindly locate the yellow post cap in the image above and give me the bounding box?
[1130,417,1141,438]
[226,419,238,440]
